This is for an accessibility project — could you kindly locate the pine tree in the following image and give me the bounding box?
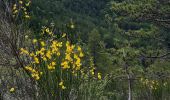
[88,28,113,74]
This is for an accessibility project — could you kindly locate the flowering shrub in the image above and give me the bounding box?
[10,1,102,99]
[19,26,101,99]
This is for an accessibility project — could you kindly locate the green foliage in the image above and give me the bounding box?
[88,29,113,74]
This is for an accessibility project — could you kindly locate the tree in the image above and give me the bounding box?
[101,0,170,99]
[88,28,113,74]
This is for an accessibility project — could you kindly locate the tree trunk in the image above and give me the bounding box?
[127,74,132,100]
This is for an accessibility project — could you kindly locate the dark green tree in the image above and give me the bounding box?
[88,28,113,74]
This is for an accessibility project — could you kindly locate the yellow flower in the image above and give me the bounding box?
[62,33,66,37]
[34,57,39,64]
[66,43,73,53]
[62,86,66,89]
[24,65,40,80]
[31,73,40,80]
[32,69,36,73]
[75,58,81,65]
[45,28,50,33]
[23,7,27,11]
[49,31,53,35]
[92,71,95,75]
[59,81,66,89]
[25,1,31,6]
[66,41,70,47]
[24,12,28,15]
[57,52,60,56]
[90,69,95,75]
[46,50,52,59]
[30,52,35,57]
[35,76,40,80]
[65,54,72,61]
[59,81,63,86]
[25,35,28,39]
[47,62,55,70]
[150,85,154,89]
[77,46,81,51]
[10,87,15,92]
[70,24,75,29]
[51,61,56,66]
[71,45,75,49]
[61,61,70,69]
[34,75,40,80]
[20,48,29,55]
[25,66,33,71]
[74,54,78,59]
[25,15,30,19]
[40,48,45,51]
[163,82,167,86]
[47,65,53,70]
[37,48,45,55]
[13,10,18,14]
[79,52,84,57]
[19,0,23,4]
[32,39,37,44]
[13,4,17,7]
[98,73,102,80]
[40,41,46,46]
[42,56,47,61]
[58,42,63,47]
[13,4,17,10]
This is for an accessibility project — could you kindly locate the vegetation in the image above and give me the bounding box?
[0,0,170,100]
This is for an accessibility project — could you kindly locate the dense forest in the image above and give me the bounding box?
[0,0,170,100]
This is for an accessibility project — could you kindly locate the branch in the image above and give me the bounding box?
[142,52,170,59]
[121,31,170,44]
[155,19,170,22]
